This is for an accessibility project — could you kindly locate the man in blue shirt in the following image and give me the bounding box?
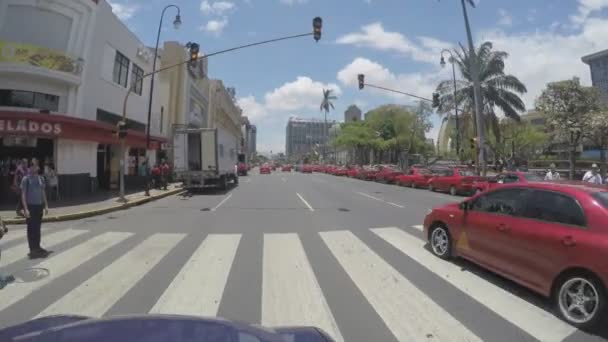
[21,161,50,259]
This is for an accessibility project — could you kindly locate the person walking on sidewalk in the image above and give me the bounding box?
[160,159,170,190]
[139,158,151,197]
[12,160,26,217]
[21,162,51,259]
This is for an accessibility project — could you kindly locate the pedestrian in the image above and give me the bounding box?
[544,163,561,181]
[152,164,161,189]
[0,216,16,289]
[139,158,151,196]
[582,164,603,185]
[160,159,170,190]
[21,161,50,259]
[12,160,26,217]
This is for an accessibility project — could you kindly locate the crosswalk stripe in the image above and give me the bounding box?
[411,225,424,232]
[262,233,343,342]
[371,227,576,342]
[37,233,185,317]
[150,234,241,316]
[0,229,87,267]
[0,229,27,244]
[0,232,133,312]
[320,230,482,342]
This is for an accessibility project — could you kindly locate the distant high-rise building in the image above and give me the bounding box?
[344,105,362,122]
[285,117,335,158]
[582,49,608,103]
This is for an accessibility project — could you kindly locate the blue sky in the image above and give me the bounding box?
[109,0,608,153]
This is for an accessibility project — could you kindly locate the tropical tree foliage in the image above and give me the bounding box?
[435,41,527,144]
[487,120,548,165]
[587,110,608,177]
[319,89,337,160]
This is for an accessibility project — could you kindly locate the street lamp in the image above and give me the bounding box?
[146,4,181,150]
[440,49,461,160]
[118,19,323,201]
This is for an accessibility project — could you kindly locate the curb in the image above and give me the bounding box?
[3,188,185,225]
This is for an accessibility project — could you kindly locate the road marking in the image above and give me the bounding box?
[263,233,343,342]
[320,230,481,342]
[38,233,185,317]
[296,193,314,212]
[0,232,133,312]
[387,202,405,208]
[211,194,232,211]
[411,225,424,232]
[371,227,576,342]
[0,229,27,244]
[0,229,87,266]
[356,191,383,201]
[150,234,241,316]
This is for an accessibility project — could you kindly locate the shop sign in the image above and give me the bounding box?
[0,41,83,75]
[0,119,62,135]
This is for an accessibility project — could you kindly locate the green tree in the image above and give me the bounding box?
[488,120,547,165]
[535,78,601,179]
[435,41,527,144]
[319,89,337,160]
[587,110,608,178]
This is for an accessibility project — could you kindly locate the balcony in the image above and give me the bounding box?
[0,40,83,85]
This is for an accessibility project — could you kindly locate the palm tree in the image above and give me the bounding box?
[435,41,527,143]
[320,88,337,161]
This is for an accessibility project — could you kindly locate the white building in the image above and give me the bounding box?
[0,0,166,200]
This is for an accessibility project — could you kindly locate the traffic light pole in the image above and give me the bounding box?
[361,83,433,103]
[117,29,319,202]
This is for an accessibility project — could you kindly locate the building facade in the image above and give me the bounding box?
[285,117,335,159]
[582,49,608,104]
[344,105,362,122]
[0,0,167,202]
[240,116,256,162]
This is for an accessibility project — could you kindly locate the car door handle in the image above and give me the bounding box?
[497,224,510,232]
[562,236,576,247]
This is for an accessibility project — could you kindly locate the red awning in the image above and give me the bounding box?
[0,110,167,150]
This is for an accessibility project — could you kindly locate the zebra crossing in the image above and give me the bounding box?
[0,225,588,342]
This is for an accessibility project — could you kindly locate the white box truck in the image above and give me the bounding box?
[173,126,239,190]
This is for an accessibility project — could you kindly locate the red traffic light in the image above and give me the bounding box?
[357,74,365,90]
[313,17,322,42]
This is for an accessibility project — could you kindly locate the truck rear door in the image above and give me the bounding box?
[201,129,218,172]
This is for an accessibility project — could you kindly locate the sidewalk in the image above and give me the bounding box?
[0,184,183,225]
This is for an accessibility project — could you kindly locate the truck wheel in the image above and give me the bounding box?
[234,175,239,185]
[220,176,228,190]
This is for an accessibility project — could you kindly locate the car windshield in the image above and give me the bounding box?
[523,173,544,181]
[459,170,476,176]
[592,192,608,208]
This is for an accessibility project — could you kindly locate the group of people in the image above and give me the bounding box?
[544,163,607,184]
[138,158,171,196]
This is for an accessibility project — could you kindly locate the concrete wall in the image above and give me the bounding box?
[56,139,97,176]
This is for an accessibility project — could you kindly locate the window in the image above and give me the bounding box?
[459,170,476,176]
[471,188,527,216]
[503,174,520,183]
[592,192,608,209]
[131,64,144,95]
[523,173,543,182]
[1,5,72,52]
[520,190,586,226]
[113,51,130,87]
[0,89,59,111]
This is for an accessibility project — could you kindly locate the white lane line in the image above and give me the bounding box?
[387,202,405,208]
[320,230,482,342]
[411,225,424,232]
[0,232,133,312]
[150,234,241,316]
[356,191,383,201]
[263,233,343,342]
[38,233,185,317]
[211,194,232,211]
[296,193,314,212]
[0,229,27,244]
[0,229,87,266]
[371,227,576,342]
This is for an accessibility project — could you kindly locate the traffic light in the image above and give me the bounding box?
[432,93,440,108]
[117,121,127,139]
[469,137,478,149]
[358,74,365,90]
[313,17,322,42]
[189,43,199,67]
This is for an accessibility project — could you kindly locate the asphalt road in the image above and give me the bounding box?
[1,170,607,342]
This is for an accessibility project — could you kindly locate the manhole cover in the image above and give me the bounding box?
[338,208,350,212]
[200,208,211,211]
[374,191,382,194]
[10,268,50,283]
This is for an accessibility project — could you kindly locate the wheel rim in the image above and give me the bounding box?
[558,277,600,324]
[430,228,449,256]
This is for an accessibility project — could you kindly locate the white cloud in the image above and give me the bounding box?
[336,22,451,63]
[572,0,608,23]
[264,76,341,112]
[201,18,229,35]
[237,96,265,121]
[498,8,513,27]
[200,1,236,16]
[279,0,308,4]
[107,1,138,20]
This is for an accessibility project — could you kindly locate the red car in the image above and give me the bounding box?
[424,183,608,328]
[375,166,405,184]
[396,167,433,188]
[357,165,381,181]
[347,166,361,178]
[333,167,348,176]
[472,171,545,194]
[301,165,313,173]
[428,168,487,196]
[281,165,292,172]
[260,165,271,174]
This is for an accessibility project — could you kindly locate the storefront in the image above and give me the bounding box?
[0,110,166,203]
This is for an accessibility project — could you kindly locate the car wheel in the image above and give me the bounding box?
[555,274,606,329]
[412,182,417,189]
[450,186,457,196]
[429,225,452,259]
[428,183,434,192]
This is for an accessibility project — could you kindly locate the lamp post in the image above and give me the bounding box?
[146,4,181,150]
[440,49,461,160]
[118,19,323,201]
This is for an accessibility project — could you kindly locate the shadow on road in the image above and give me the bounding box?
[179,184,237,198]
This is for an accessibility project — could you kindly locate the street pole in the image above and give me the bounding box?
[118,26,322,201]
[460,0,486,175]
[441,50,461,160]
[146,5,181,149]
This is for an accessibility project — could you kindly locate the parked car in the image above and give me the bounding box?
[333,166,348,176]
[260,165,271,174]
[357,165,381,181]
[424,182,608,328]
[472,171,545,194]
[428,168,487,196]
[301,165,313,173]
[282,165,292,172]
[375,165,405,184]
[396,167,433,188]
[347,166,362,178]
